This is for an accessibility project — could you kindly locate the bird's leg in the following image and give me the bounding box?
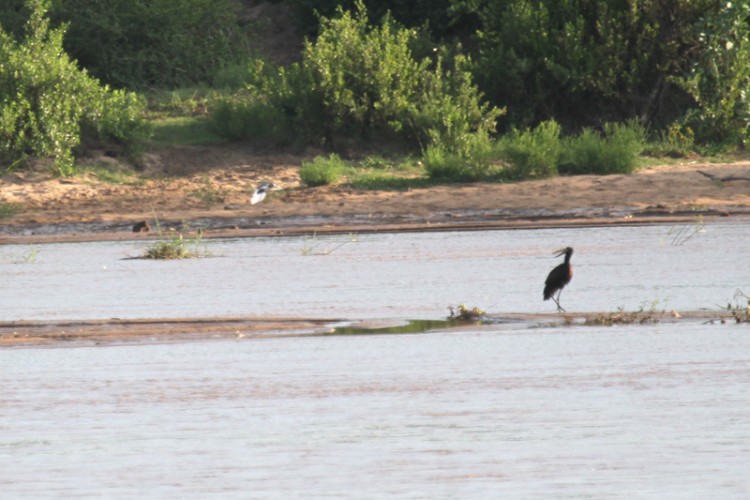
[554,290,566,313]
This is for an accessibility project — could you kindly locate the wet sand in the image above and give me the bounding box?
[1,158,749,244]
[0,311,739,347]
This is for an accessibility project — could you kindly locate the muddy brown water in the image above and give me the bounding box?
[1,222,749,496]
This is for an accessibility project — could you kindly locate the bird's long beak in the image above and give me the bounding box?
[553,248,567,257]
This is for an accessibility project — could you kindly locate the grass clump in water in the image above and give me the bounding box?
[722,289,750,324]
[585,306,660,326]
[448,304,486,320]
[142,224,211,260]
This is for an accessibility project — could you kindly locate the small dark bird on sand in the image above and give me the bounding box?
[543,247,574,312]
[132,220,150,233]
[251,182,277,205]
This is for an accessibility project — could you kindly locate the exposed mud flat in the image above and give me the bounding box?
[2,158,749,244]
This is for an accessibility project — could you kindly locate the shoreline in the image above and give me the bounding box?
[2,160,749,244]
[0,311,738,347]
[1,206,747,245]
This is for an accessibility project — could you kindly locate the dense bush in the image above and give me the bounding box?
[299,154,346,186]
[0,0,251,89]
[300,2,502,148]
[498,120,562,180]
[673,2,750,146]
[559,122,645,175]
[212,2,501,162]
[422,133,496,181]
[470,0,750,145]
[0,0,147,175]
[285,0,471,40]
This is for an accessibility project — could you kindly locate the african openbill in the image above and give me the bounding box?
[543,247,573,312]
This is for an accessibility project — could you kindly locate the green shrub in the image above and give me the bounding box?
[303,3,501,147]
[51,0,250,89]
[212,2,501,155]
[499,120,562,179]
[299,154,347,186]
[422,132,497,181]
[0,0,147,175]
[559,121,645,175]
[673,2,750,145]
[470,0,750,145]
[645,123,695,158]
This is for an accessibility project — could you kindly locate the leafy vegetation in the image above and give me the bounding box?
[498,120,562,180]
[210,2,501,160]
[559,121,646,175]
[55,0,248,89]
[299,154,347,186]
[447,304,485,321]
[0,0,147,175]
[1,0,749,181]
[469,0,750,146]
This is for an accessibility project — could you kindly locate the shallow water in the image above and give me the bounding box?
[1,221,748,321]
[2,323,750,497]
[2,223,750,497]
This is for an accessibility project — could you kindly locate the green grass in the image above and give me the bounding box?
[150,116,225,146]
[145,87,228,117]
[80,164,142,185]
[347,155,430,190]
[0,202,22,220]
[348,174,432,190]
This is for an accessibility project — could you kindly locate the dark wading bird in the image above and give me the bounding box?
[251,182,277,205]
[543,247,574,312]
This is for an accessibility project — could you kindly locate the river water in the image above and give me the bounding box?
[1,221,748,321]
[1,222,749,497]
[2,323,750,497]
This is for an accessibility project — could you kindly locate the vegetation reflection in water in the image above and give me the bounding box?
[331,319,481,336]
